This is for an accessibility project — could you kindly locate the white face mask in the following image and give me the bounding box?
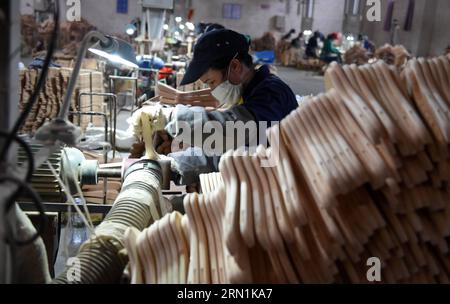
[211,54,243,108]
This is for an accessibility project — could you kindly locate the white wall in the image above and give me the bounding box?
[190,0,301,39]
[20,0,449,55]
[312,0,346,36]
[429,0,450,56]
[190,0,346,39]
[20,0,347,39]
[80,0,141,35]
[361,0,450,57]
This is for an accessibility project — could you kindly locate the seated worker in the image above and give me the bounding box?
[320,32,343,64]
[153,29,298,186]
[305,31,324,59]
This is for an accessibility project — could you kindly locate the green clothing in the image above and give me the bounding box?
[321,38,340,56]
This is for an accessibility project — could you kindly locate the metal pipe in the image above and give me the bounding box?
[58,31,110,120]
[97,168,122,178]
[77,92,117,157]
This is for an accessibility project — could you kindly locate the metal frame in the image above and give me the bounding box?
[108,75,138,115]
[77,92,118,156]
[69,111,110,205]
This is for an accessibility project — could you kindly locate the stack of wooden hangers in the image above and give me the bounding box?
[157,83,219,108]
[125,55,449,284]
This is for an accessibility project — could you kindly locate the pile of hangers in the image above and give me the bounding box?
[125,55,449,283]
[157,82,219,108]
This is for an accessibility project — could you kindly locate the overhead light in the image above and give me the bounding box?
[125,23,137,36]
[185,22,195,31]
[163,24,169,30]
[36,32,138,146]
[89,37,139,69]
[175,16,182,23]
[179,24,185,30]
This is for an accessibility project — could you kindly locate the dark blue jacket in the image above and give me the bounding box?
[242,65,298,124]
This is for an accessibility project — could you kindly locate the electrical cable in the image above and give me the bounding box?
[0,0,60,162]
[0,0,59,252]
[0,131,34,182]
[1,176,47,246]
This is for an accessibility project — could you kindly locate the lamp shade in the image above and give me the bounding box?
[88,36,138,69]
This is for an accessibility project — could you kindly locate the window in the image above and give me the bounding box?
[117,0,128,14]
[223,3,242,20]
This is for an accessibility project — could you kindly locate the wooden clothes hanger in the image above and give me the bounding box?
[197,193,219,283]
[326,63,382,144]
[183,194,200,284]
[219,150,244,257]
[124,227,144,284]
[190,193,211,283]
[169,212,189,283]
[203,191,227,283]
[266,123,308,227]
[137,227,156,284]
[231,149,256,248]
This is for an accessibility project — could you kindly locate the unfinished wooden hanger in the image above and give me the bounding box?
[124,227,144,284]
[136,227,156,284]
[238,149,270,251]
[427,58,450,106]
[189,192,211,284]
[304,97,345,195]
[408,59,449,145]
[258,147,295,244]
[359,64,416,156]
[183,194,199,284]
[305,96,353,194]
[345,64,398,141]
[252,148,300,283]
[266,123,307,227]
[315,93,365,189]
[327,63,382,144]
[197,193,219,283]
[203,190,227,283]
[292,107,338,207]
[327,90,390,189]
[154,219,169,284]
[376,61,432,147]
[159,214,178,284]
[219,150,243,257]
[169,212,189,283]
[417,59,450,137]
[429,58,450,106]
[232,149,256,248]
[281,113,333,209]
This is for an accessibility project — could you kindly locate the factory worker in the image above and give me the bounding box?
[153,29,298,186]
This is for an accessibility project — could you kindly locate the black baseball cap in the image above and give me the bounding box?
[180,29,250,86]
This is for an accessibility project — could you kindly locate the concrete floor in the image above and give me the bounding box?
[275,65,326,97]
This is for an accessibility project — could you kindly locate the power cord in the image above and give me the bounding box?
[0,0,60,162]
[0,0,59,248]
[0,132,34,182]
[1,176,47,246]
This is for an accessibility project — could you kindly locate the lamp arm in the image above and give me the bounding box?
[57,31,110,120]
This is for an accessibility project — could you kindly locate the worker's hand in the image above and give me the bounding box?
[130,141,145,158]
[153,130,173,155]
